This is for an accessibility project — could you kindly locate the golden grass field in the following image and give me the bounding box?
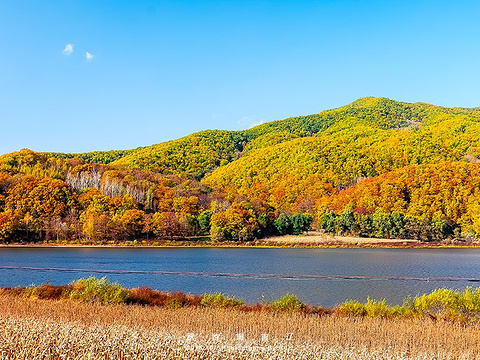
[1,294,480,359]
[262,231,420,245]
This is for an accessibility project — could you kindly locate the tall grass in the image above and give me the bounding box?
[1,294,480,359]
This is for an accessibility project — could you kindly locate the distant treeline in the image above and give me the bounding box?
[320,210,459,242]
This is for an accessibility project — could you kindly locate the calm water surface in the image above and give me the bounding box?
[1,247,480,307]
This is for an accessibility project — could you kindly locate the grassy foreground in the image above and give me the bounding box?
[2,294,480,359]
[3,279,480,358]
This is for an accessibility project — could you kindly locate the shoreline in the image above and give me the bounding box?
[1,232,479,249]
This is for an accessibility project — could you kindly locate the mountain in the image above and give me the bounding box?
[204,97,480,214]
[44,97,480,177]
[2,97,480,243]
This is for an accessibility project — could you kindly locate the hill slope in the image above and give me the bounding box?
[3,97,480,243]
[203,98,480,211]
[44,97,480,178]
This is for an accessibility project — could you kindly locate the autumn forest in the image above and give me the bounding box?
[2,97,480,244]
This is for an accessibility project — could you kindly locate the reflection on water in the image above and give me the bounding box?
[1,247,480,307]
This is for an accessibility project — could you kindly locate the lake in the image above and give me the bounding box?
[1,247,480,307]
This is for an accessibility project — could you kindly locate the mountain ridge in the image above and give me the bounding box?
[39,97,480,177]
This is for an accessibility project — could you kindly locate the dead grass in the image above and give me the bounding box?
[263,231,420,246]
[1,294,480,359]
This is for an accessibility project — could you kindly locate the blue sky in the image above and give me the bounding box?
[1,0,479,154]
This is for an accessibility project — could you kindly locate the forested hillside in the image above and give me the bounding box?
[2,97,480,243]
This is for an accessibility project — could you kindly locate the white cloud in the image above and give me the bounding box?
[85,52,94,61]
[251,119,265,127]
[237,116,265,129]
[62,44,73,55]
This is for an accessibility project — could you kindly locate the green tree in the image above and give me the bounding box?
[274,214,292,235]
[198,210,213,233]
[291,213,313,235]
[335,209,356,235]
[355,213,373,237]
[257,210,276,237]
[320,211,336,234]
[372,212,392,238]
[390,212,406,238]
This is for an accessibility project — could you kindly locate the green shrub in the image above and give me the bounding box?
[364,298,390,318]
[272,294,304,313]
[336,288,480,321]
[69,277,130,305]
[388,305,407,317]
[164,297,183,309]
[413,288,461,319]
[411,287,480,320]
[463,287,480,313]
[338,299,395,318]
[336,300,367,317]
[201,292,243,308]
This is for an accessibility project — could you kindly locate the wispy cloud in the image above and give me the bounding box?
[62,44,74,55]
[237,116,265,129]
[85,52,94,61]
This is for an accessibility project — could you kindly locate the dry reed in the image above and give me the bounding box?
[1,295,480,359]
